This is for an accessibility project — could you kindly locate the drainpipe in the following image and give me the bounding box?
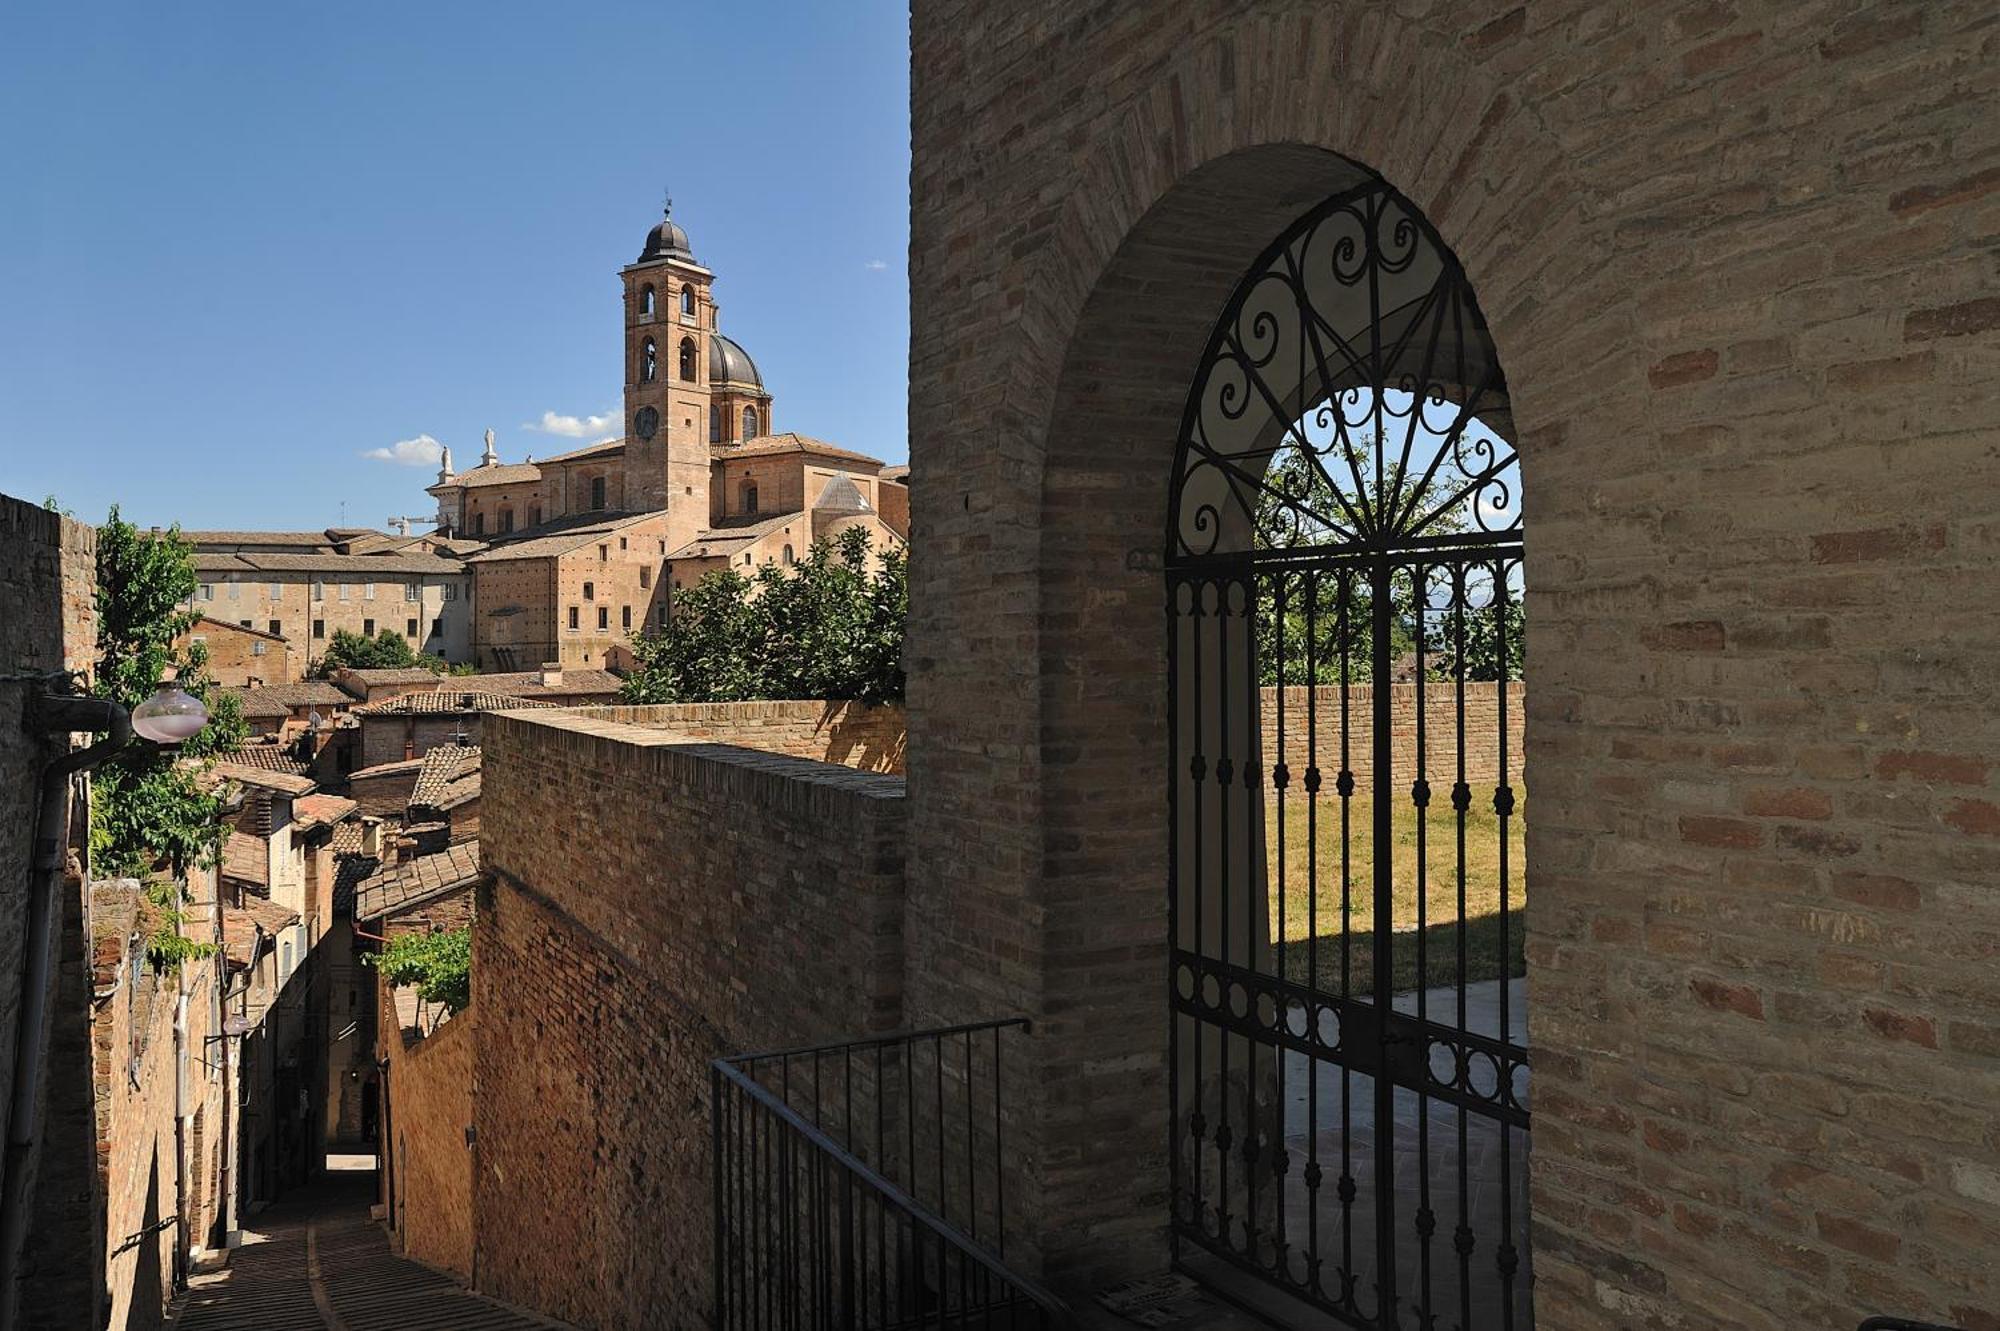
[0,688,131,1331]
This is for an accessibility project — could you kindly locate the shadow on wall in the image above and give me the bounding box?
[818,701,906,775]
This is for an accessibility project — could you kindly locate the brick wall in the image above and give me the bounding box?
[908,3,2000,1326]
[378,988,474,1281]
[474,708,906,1328]
[575,699,905,773]
[1258,682,1524,791]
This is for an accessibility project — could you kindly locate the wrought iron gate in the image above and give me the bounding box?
[1165,175,1530,1329]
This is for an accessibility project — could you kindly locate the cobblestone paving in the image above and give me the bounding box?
[169,1174,570,1330]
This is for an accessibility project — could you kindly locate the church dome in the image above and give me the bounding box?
[637,210,695,264]
[709,332,763,388]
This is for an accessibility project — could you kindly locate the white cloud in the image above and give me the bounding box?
[362,433,444,466]
[863,259,889,272]
[525,409,619,439]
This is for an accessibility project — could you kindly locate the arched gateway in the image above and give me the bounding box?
[1166,170,1530,1327]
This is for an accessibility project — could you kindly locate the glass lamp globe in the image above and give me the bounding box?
[131,681,209,744]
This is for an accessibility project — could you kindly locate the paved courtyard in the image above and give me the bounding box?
[168,1167,570,1331]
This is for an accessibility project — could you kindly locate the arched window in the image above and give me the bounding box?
[590,475,607,511]
[500,508,514,534]
[782,544,794,566]
[641,338,657,383]
[639,284,655,317]
[743,482,759,515]
[742,406,759,439]
[680,285,696,317]
[710,405,722,444]
[678,338,697,382]
[472,512,485,535]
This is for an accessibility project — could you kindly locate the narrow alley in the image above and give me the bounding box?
[168,1169,569,1331]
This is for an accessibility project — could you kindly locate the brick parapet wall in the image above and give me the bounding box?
[472,708,906,1327]
[573,699,906,773]
[378,990,474,1281]
[1257,682,1524,790]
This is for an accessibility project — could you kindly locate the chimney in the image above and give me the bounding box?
[360,817,384,857]
[538,662,563,687]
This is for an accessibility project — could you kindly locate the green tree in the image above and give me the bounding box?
[309,627,444,677]
[367,928,471,1015]
[622,527,906,705]
[89,510,245,964]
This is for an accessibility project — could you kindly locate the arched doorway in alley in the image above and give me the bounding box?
[1165,169,1529,1328]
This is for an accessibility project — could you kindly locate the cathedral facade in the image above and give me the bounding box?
[423,204,907,670]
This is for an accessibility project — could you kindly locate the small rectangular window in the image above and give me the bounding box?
[619,537,628,551]
[363,618,375,637]
[621,605,632,630]
[598,544,609,562]
[312,581,324,602]
[364,583,376,600]
[338,584,350,601]
[199,584,214,601]
[269,581,282,600]
[639,566,651,589]
[583,581,594,601]
[268,619,281,636]
[406,618,419,638]
[239,619,251,629]
[658,605,669,629]
[252,642,267,656]
[430,616,443,637]
[597,607,609,630]
[405,582,419,602]
[313,619,325,639]
[568,607,579,631]
[227,580,240,600]
[442,583,457,601]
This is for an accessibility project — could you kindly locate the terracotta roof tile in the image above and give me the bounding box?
[216,742,309,776]
[445,462,542,490]
[713,432,885,467]
[351,691,556,716]
[462,511,662,564]
[461,669,625,699]
[411,745,481,808]
[208,762,317,796]
[354,842,483,922]
[294,794,358,830]
[228,682,353,712]
[666,510,803,561]
[220,898,300,968]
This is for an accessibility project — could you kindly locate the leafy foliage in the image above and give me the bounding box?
[90,510,245,879]
[622,527,906,705]
[141,879,218,969]
[90,509,246,967]
[309,627,446,678]
[367,928,472,1015]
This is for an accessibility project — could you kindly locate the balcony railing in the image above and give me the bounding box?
[712,1018,1071,1329]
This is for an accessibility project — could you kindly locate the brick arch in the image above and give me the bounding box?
[1000,10,1596,1290]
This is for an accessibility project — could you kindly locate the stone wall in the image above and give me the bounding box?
[378,988,474,1281]
[575,699,905,773]
[473,709,906,1327]
[907,4,2000,1327]
[1258,682,1525,791]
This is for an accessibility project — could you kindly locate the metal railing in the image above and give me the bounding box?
[712,1018,1071,1329]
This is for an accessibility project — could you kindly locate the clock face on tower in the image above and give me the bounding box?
[634,406,660,440]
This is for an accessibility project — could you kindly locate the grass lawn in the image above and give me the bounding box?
[1264,791,1526,996]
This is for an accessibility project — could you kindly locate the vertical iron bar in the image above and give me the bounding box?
[1455,566,1475,1330]
[1305,569,1323,1299]
[1413,560,1435,1326]
[1495,560,1519,1330]
[1370,556,1397,1327]
[1218,575,1233,1250]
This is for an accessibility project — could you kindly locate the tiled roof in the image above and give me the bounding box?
[331,819,369,857]
[446,462,542,490]
[293,794,358,830]
[222,831,267,886]
[349,757,426,782]
[666,510,803,562]
[462,511,661,564]
[537,438,626,465]
[411,744,480,808]
[221,898,300,968]
[209,762,317,796]
[193,552,465,575]
[459,669,626,700]
[355,842,484,922]
[336,667,442,687]
[880,465,909,482]
[351,690,556,716]
[194,615,287,643]
[714,432,885,467]
[228,682,352,712]
[216,742,310,776]
[183,530,335,549]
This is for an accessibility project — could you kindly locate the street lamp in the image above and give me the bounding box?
[131,680,209,744]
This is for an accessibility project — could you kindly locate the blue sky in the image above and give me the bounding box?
[0,3,910,531]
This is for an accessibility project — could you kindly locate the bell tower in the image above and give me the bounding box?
[621,195,715,552]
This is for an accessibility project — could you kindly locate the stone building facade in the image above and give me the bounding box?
[896,3,2000,1328]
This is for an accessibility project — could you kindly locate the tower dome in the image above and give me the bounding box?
[709,332,763,388]
[637,205,695,264]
